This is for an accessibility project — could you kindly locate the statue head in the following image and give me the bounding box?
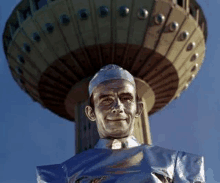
[85,65,143,139]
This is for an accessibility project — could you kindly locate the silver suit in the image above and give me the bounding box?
[36,136,205,183]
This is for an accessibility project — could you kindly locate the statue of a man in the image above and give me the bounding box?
[36,64,205,183]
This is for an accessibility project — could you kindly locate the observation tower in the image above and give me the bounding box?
[3,0,207,154]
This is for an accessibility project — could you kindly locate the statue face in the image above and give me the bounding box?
[86,79,143,139]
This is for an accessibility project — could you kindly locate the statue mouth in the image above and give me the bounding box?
[107,119,127,121]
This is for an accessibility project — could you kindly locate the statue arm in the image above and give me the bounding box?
[36,164,66,183]
[173,151,205,183]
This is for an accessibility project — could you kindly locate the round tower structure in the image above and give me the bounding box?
[3,0,207,153]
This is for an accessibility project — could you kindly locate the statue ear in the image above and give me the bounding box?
[85,106,96,121]
[135,101,143,118]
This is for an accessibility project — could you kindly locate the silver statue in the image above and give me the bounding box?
[36,65,205,183]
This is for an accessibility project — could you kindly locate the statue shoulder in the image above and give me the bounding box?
[142,145,205,182]
[143,144,178,156]
[36,149,108,183]
[36,163,65,183]
[173,151,205,182]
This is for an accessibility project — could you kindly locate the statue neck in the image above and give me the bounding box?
[94,136,141,150]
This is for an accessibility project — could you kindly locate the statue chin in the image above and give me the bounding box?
[108,134,129,139]
[99,122,134,139]
[100,129,133,139]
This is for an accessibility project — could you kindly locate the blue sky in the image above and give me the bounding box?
[0,0,219,182]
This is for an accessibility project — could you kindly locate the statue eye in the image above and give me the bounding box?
[121,97,132,101]
[102,98,113,104]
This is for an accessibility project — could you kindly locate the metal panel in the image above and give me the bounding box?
[7,43,41,79]
[155,5,186,56]
[66,0,84,48]
[49,0,81,51]
[174,50,205,98]
[11,70,40,98]
[34,6,69,57]
[154,82,177,93]
[45,67,73,86]
[143,0,172,50]
[21,18,57,64]
[150,72,177,89]
[41,74,70,89]
[126,0,155,73]
[139,117,144,143]
[40,92,64,101]
[173,27,204,69]
[24,84,40,97]
[128,0,154,45]
[134,118,142,144]
[67,0,97,72]
[8,58,38,88]
[13,29,48,72]
[177,39,205,77]
[115,0,133,44]
[138,51,164,78]
[179,50,205,85]
[68,0,96,47]
[92,0,111,45]
[143,58,170,81]
[166,15,197,62]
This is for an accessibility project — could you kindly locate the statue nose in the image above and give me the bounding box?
[112,99,123,113]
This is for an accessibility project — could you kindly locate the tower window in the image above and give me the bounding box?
[190,8,193,16]
[10,20,19,36]
[34,0,47,10]
[20,7,32,22]
[5,35,12,46]
[189,6,197,18]
[23,43,31,53]
[177,0,183,7]
[17,55,25,64]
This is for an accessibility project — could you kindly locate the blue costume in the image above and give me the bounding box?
[36,136,205,183]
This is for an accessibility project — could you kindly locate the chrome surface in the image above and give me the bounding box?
[45,23,54,33]
[19,78,24,84]
[182,83,189,91]
[137,8,148,20]
[188,74,195,82]
[60,14,70,25]
[15,67,23,75]
[78,9,89,20]
[180,31,189,41]
[155,14,165,24]
[89,64,136,97]
[23,43,31,53]
[187,42,196,51]
[36,136,205,183]
[191,53,199,61]
[191,63,199,72]
[99,6,109,18]
[119,6,129,17]
[32,32,41,42]
[170,22,179,32]
[17,55,25,64]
